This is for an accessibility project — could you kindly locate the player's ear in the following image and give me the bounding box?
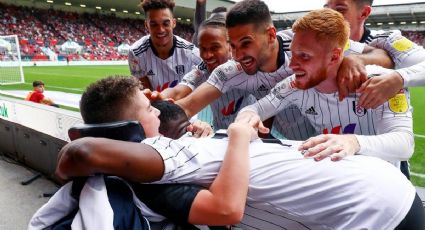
[172,18,177,29]
[144,20,149,30]
[330,47,343,63]
[266,26,277,44]
[360,5,372,20]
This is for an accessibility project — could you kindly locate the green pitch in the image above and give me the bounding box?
[1,65,424,185]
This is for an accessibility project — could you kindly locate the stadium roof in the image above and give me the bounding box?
[8,0,235,21]
[272,2,425,30]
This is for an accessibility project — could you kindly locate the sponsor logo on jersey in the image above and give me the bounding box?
[305,106,318,115]
[392,37,414,52]
[323,123,356,134]
[221,97,245,116]
[147,70,155,76]
[236,63,243,71]
[388,89,408,113]
[352,101,367,117]
[156,80,179,92]
[216,70,227,82]
[175,65,185,76]
[257,84,268,92]
[223,65,234,73]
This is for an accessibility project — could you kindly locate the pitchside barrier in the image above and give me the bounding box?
[0,96,83,178]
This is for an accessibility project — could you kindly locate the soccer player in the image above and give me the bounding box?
[128,0,202,92]
[55,76,423,229]
[237,9,413,170]
[174,0,392,140]
[325,0,425,108]
[162,8,257,130]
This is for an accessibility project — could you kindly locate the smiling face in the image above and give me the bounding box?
[198,26,231,72]
[289,30,333,90]
[145,8,176,49]
[227,23,271,75]
[130,90,161,138]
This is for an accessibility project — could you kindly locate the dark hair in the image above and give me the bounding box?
[199,7,227,29]
[139,0,175,15]
[151,100,188,134]
[33,80,44,87]
[226,0,271,29]
[355,0,373,7]
[80,76,142,124]
[212,6,227,14]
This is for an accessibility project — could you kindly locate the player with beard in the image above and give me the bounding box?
[162,8,257,130]
[174,0,392,140]
[237,8,413,170]
[128,0,202,92]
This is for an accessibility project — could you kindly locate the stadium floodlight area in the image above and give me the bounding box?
[0,35,24,85]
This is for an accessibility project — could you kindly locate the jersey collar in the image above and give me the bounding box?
[276,35,286,68]
[149,36,177,58]
[359,26,371,43]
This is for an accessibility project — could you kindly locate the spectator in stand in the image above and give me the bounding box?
[25,80,59,107]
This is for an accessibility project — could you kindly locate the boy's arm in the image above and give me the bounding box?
[55,137,164,183]
[188,122,254,225]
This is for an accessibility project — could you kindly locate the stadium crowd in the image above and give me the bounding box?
[0,2,194,61]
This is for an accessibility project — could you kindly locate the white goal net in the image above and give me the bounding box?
[0,35,24,85]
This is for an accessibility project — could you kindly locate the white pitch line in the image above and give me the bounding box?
[415,134,425,139]
[411,172,425,178]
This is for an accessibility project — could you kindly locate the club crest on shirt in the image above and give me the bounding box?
[388,89,408,113]
[175,65,185,76]
[352,101,367,117]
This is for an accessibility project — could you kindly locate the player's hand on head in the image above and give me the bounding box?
[235,110,269,134]
[187,120,213,138]
[337,55,368,101]
[143,89,174,102]
[357,71,404,109]
[298,134,360,161]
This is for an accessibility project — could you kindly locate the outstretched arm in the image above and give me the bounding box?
[188,121,255,225]
[176,82,222,118]
[55,137,165,183]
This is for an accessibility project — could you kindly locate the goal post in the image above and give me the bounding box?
[0,35,25,85]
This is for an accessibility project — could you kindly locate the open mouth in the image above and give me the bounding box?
[240,57,254,69]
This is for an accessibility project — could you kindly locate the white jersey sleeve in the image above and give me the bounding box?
[356,88,414,164]
[368,30,425,87]
[128,38,148,79]
[179,62,209,90]
[355,65,414,164]
[344,40,366,55]
[239,77,298,121]
[206,60,246,94]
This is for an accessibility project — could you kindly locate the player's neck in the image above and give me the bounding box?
[315,67,339,94]
[153,41,174,59]
[261,39,280,72]
[350,24,365,42]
